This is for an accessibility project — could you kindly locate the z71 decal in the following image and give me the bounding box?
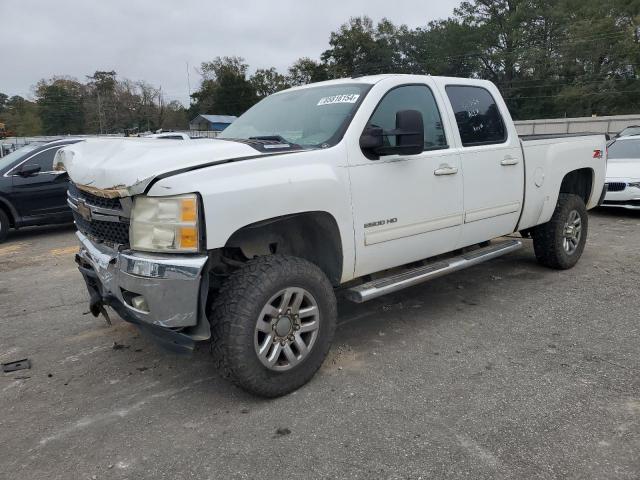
[364,218,398,229]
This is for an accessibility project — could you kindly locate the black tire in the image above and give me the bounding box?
[532,193,588,270]
[0,209,9,243]
[210,254,337,397]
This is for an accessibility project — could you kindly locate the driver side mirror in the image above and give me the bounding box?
[19,164,42,177]
[360,110,424,159]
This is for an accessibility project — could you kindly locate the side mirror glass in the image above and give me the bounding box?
[19,164,41,177]
[395,110,424,156]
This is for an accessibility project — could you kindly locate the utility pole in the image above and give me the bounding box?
[186,61,192,105]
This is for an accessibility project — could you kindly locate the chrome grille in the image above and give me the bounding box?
[72,212,130,245]
[67,183,122,210]
[68,182,130,246]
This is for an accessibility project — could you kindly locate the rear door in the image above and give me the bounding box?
[443,83,524,246]
[9,145,70,219]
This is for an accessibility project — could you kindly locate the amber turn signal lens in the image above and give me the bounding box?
[179,226,198,249]
[181,198,197,222]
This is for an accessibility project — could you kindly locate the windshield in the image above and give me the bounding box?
[0,143,41,171]
[619,127,640,137]
[608,139,640,159]
[219,83,370,148]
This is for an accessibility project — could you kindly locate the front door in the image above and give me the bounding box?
[348,83,464,278]
[9,146,70,220]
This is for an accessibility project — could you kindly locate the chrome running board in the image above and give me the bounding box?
[344,239,523,303]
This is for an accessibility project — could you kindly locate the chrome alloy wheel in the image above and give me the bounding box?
[254,287,320,371]
[562,209,582,255]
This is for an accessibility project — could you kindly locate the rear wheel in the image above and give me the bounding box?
[210,255,337,397]
[0,209,9,243]
[532,193,588,270]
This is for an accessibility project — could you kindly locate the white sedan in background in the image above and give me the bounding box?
[603,136,640,210]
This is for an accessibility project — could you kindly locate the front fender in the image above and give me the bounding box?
[147,147,356,283]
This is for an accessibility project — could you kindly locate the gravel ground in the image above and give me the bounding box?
[0,209,639,480]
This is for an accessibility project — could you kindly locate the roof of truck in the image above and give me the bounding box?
[284,74,492,92]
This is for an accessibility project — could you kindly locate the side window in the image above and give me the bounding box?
[24,147,59,173]
[446,85,506,146]
[367,85,447,150]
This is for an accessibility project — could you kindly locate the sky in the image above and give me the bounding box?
[0,0,459,105]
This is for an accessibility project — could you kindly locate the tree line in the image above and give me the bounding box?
[0,71,188,137]
[2,0,639,137]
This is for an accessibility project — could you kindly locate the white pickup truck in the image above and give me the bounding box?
[58,75,608,397]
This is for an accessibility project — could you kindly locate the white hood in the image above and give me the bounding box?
[606,158,640,180]
[58,137,260,195]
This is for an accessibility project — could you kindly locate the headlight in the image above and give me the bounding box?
[130,194,201,252]
[628,181,640,189]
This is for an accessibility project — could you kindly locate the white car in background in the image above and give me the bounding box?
[602,136,640,210]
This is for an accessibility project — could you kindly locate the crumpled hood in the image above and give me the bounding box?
[606,158,640,180]
[58,137,260,196]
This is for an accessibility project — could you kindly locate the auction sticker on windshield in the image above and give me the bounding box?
[317,94,360,106]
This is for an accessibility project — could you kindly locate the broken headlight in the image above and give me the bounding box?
[130,194,201,253]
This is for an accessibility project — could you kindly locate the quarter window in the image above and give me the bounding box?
[367,85,447,150]
[446,85,506,146]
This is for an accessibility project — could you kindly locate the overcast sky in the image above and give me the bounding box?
[0,0,459,105]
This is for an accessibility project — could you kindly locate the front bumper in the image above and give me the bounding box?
[602,179,640,210]
[75,231,210,352]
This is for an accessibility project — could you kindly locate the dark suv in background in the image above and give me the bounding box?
[0,138,82,242]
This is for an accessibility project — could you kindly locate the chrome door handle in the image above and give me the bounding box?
[501,156,519,166]
[434,165,459,176]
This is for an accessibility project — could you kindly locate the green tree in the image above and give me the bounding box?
[0,95,42,136]
[0,93,8,114]
[250,68,290,98]
[35,77,84,135]
[287,58,329,85]
[191,56,258,116]
[321,16,411,77]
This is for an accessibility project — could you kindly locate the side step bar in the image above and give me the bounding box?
[344,239,523,303]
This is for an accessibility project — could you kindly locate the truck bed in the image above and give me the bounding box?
[519,132,609,141]
[517,133,607,231]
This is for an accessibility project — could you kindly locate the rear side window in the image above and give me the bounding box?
[446,85,506,147]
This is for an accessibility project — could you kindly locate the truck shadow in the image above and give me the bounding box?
[99,247,541,402]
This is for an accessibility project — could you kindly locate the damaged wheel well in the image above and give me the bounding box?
[222,212,343,286]
[560,168,594,204]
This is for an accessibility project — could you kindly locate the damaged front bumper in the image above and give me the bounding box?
[75,231,210,353]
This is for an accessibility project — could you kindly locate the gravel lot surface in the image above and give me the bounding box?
[1,209,639,480]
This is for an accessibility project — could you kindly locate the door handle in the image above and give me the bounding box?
[434,165,459,176]
[501,156,519,166]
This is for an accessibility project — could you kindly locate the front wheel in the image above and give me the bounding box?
[210,255,337,397]
[0,209,9,243]
[532,193,588,270]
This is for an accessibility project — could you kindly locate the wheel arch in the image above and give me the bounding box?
[0,196,18,228]
[223,211,344,286]
[559,168,595,205]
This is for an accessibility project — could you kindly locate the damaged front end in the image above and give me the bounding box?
[69,183,210,353]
